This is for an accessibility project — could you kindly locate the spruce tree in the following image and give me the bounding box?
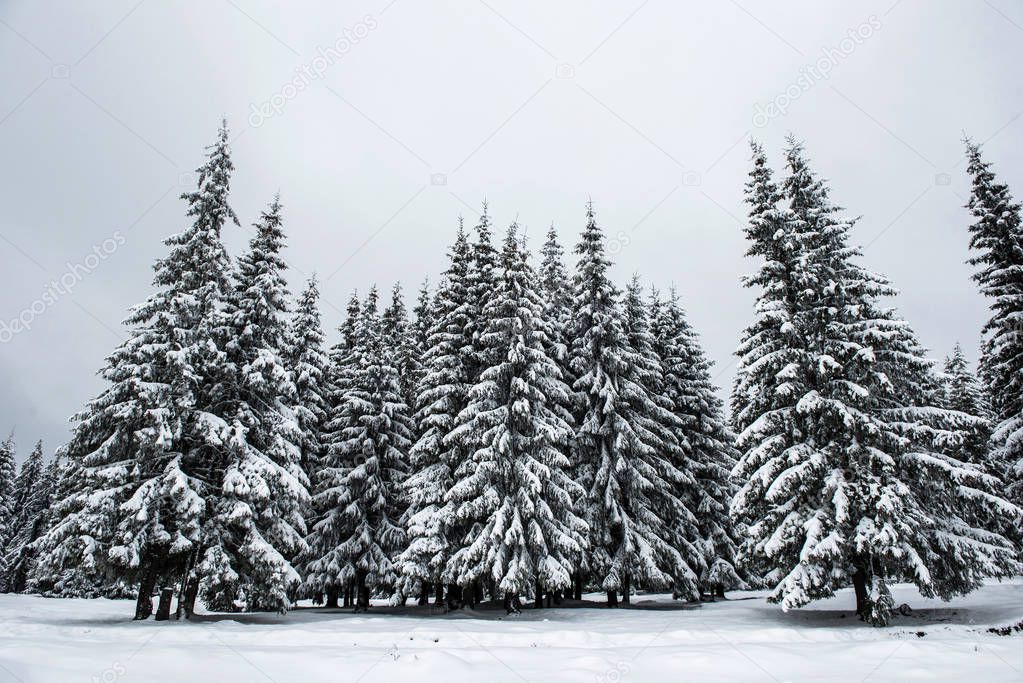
[201,195,308,613]
[444,224,587,611]
[940,344,994,467]
[538,224,577,429]
[409,279,433,395]
[733,138,1020,625]
[34,122,239,618]
[303,290,362,607]
[382,282,419,410]
[397,223,473,606]
[307,287,412,610]
[651,288,744,596]
[963,139,1023,503]
[620,276,706,603]
[570,203,700,606]
[289,275,330,479]
[2,443,56,592]
[0,435,15,552]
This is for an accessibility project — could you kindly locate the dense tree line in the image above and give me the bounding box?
[2,124,1021,627]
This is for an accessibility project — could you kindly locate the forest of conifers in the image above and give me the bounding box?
[1,122,1020,627]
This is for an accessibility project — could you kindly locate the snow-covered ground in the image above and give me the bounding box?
[4,581,1023,682]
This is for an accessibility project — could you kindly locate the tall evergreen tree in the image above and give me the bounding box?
[303,291,362,607]
[538,224,577,430]
[306,287,412,609]
[651,288,744,596]
[409,279,433,395]
[382,282,420,409]
[288,275,330,479]
[732,138,1020,625]
[444,225,587,611]
[2,442,56,592]
[620,276,706,603]
[939,344,994,469]
[200,195,308,613]
[963,139,1023,503]
[570,203,699,606]
[0,435,15,552]
[463,203,499,387]
[397,223,473,605]
[34,122,239,619]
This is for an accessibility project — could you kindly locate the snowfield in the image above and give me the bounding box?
[4,582,1023,682]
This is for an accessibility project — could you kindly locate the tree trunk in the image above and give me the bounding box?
[418,582,432,606]
[155,587,174,621]
[134,566,157,621]
[473,581,484,607]
[356,571,369,611]
[534,578,544,609]
[573,571,583,601]
[326,586,339,608]
[852,566,868,618]
[715,584,725,599]
[622,574,631,606]
[446,583,461,610]
[179,575,200,619]
[434,582,445,607]
[606,589,618,608]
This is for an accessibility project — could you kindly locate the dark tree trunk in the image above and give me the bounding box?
[853,566,868,618]
[534,578,544,609]
[326,586,339,608]
[180,576,200,619]
[418,582,432,606]
[622,574,631,606]
[446,583,462,610]
[434,582,445,607]
[355,571,369,611]
[134,565,157,621]
[573,571,583,601]
[155,587,174,621]
[473,581,484,607]
[343,584,352,608]
[715,584,725,599]
[606,589,618,607]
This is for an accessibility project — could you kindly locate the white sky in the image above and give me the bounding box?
[1,0,1021,459]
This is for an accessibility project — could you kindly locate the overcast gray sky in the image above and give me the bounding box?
[1,0,1021,460]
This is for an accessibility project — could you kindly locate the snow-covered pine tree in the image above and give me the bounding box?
[443,224,587,612]
[538,224,577,431]
[940,344,994,467]
[569,202,700,606]
[304,290,362,608]
[650,287,744,597]
[397,223,473,607]
[409,279,433,395]
[731,140,800,438]
[963,139,1023,504]
[463,203,499,387]
[2,442,56,592]
[382,282,420,410]
[732,138,1020,626]
[34,122,239,618]
[0,435,15,553]
[288,275,330,480]
[308,287,412,610]
[201,194,309,613]
[619,275,705,604]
